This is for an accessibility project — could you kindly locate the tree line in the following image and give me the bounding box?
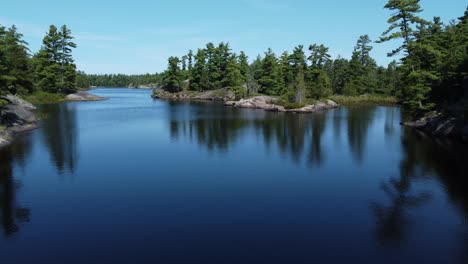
[160,0,467,115]
[82,73,161,88]
[0,24,78,96]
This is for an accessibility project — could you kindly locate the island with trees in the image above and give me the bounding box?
[151,1,468,139]
[1,0,468,143]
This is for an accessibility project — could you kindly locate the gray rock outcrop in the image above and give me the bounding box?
[65,91,107,102]
[225,96,339,113]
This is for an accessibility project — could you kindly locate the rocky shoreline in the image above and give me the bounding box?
[152,88,235,102]
[0,91,106,148]
[65,91,107,102]
[0,95,39,148]
[225,96,339,113]
[404,113,468,141]
[153,89,339,113]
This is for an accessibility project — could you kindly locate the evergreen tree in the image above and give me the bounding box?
[223,54,243,88]
[329,57,350,95]
[347,35,378,95]
[191,49,209,91]
[258,48,281,95]
[379,0,433,111]
[163,56,182,92]
[32,25,77,94]
[0,26,8,95]
[0,25,32,95]
[238,51,249,84]
[58,25,77,93]
[308,44,332,98]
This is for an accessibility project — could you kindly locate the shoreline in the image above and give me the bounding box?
[403,113,468,142]
[0,91,107,148]
[152,89,339,113]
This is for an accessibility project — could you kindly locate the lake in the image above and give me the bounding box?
[0,88,467,263]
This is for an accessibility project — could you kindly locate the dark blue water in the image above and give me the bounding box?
[0,88,467,263]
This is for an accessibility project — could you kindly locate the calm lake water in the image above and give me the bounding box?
[0,88,467,263]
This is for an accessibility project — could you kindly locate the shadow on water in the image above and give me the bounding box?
[0,136,32,237]
[39,103,78,174]
[371,125,468,261]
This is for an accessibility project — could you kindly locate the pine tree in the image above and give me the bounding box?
[191,49,209,91]
[0,25,33,95]
[58,25,77,93]
[163,56,182,92]
[308,44,332,99]
[329,57,350,95]
[0,26,8,95]
[223,54,242,88]
[379,0,436,111]
[32,25,77,94]
[258,48,281,95]
[238,51,249,84]
[347,35,378,95]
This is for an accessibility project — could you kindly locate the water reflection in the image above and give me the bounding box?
[167,101,329,166]
[0,137,32,237]
[346,106,376,162]
[167,101,248,152]
[39,103,78,174]
[371,127,468,260]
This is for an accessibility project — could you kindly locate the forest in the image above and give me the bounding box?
[1,0,467,118]
[157,1,467,116]
[0,24,78,98]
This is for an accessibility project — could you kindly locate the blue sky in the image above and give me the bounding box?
[1,0,466,74]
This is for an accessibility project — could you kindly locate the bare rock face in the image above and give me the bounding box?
[326,100,339,108]
[226,96,339,113]
[65,92,107,102]
[0,104,37,127]
[4,94,36,110]
[0,95,39,148]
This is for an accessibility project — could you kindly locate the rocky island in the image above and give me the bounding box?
[64,91,107,102]
[152,88,339,113]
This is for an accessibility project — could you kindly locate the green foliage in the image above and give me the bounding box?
[0,25,33,95]
[274,100,306,110]
[163,56,182,92]
[32,24,78,94]
[85,73,161,87]
[331,95,398,105]
[24,90,65,104]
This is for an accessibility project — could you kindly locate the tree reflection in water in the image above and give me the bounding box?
[39,103,78,174]
[372,127,468,260]
[0,136,32,237]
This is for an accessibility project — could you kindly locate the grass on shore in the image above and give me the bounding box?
[23,91,65,104]
[330,95,398,105]
[0,125,6,131]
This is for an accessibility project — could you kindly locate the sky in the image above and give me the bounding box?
[1,0,466,74]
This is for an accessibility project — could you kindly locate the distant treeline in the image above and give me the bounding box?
[160,1,468,115]
[79,73,162,88]
[1,24,78,96]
